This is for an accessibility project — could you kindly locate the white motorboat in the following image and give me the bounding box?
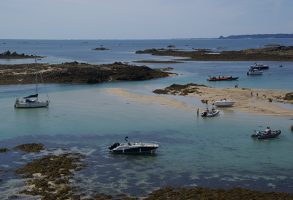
[247,69,263,75]
[214,99,235,107]
[201,108,220,117]
[109,137,159,154]
[14,72,49,109]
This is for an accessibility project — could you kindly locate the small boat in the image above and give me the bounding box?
[14,72,49,108]
[108,137,159,154]
[15,94,49,108]
[250,63,269,70]
[201,108,220,117]
[251,127,281,140]
[207,76,239,81]
[214,99,235,107]
[247,69,263,75]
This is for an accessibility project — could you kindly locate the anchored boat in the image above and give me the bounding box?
[207,76,239,81]
[201,108,220,117]
[109,137,159,154]
[14,72,49,108]
[251,127,281,140]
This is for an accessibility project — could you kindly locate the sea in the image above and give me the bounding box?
[0,38,293,198]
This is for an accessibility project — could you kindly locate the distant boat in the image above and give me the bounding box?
[108,137,159,154]
[207,76,239,81]
[250,63,269,70]
[247,69,263,75]
[214,99,235,107]
[14,73,49,109]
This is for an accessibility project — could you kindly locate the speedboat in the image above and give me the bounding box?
[201,108,220,117]
[247,69,263,75]
[214,99,235,107]
[251,127,281,140]
[109,137,159,154]
[15,94,49,108]
[250,63,269,70]
[207,76,239,81]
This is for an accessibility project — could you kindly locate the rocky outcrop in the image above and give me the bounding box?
[0,51,42,59]
[0,62,170,84]
[153,83,207,96]
[136,46,293,61]
[14,143,44,153]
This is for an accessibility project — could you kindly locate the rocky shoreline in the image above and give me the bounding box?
[0,61,170,85]
[2,143,293,199]
[136,45,293,61]
[0,51,42,59]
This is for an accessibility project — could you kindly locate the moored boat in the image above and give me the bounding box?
[214,99,235,107]
[251,127,281,140]
[207,76,239,81]
[109,137,159,154]
[250,63,269,70]
[15,94,49,108]
[247,69,263,75]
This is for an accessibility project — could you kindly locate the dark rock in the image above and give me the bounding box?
[153,83,207,96]
[0,62,170,85]
[284,92,293,100]
[0,147,9,153]
[14,143,44,153]
[0,51,42,59]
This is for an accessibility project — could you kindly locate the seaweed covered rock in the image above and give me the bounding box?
[145,187,293,200]
[284,92,293,101]
[14,143,44,153]
[15,153,83,199]
[153,83,207,96]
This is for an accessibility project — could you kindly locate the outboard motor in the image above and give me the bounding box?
[109,143,120,150]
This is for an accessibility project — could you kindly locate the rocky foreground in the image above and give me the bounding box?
[1,143,293,200]
[0,62,170,84]
[136,45,293,61]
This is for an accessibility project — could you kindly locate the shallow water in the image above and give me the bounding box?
[0,39,293,197]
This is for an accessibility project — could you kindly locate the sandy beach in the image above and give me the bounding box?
[107,87,293,117]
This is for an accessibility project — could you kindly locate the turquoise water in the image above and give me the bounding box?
[0,39,293,197]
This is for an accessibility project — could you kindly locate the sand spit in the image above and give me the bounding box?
[107,86,293,117]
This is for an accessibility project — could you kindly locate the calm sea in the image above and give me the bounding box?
[0,39,293,197]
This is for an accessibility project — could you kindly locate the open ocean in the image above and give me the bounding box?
[0,38,293,197]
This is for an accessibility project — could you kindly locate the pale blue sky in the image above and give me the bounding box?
[0,0,292,39]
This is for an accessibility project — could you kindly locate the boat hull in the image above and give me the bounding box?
[15,101,49,108]
[251,130,281,140]
[214,101,235,107]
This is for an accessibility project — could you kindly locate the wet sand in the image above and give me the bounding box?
[107,87,293,117]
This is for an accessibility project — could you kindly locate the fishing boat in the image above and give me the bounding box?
[201,108,220,117]
[14,72,49,108]
[250,63,269,70]
[207,76,239,81]
[251,127,281,140]
[108,137,159,154]
[214,99,235,107]
[247,69,263,75]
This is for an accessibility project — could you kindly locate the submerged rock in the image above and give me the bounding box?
[145,187,293,200]
[14,143,44,153]
[0,147,9,153]
[15,153,83,199]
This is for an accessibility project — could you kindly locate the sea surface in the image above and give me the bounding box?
[0,39,293,198]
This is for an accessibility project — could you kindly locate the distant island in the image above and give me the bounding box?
[219,33,293,39]
[0,51,42,59]
[0,62,170,85]
[136,45,293,61]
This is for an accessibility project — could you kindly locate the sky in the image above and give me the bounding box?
[0,0,292,39]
